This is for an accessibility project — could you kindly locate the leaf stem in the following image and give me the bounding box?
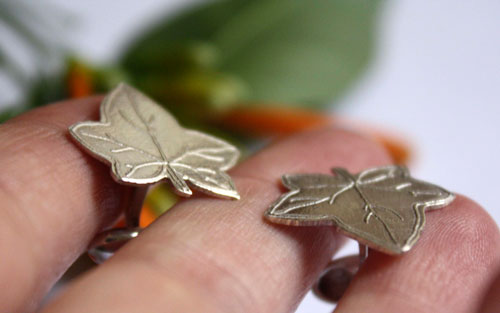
[333,168,398,243]
[125,90,192,195]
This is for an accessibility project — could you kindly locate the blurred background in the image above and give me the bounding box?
[0,0,499,312]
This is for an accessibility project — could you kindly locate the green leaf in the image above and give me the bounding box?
[0,107,24,123]
[133,70,247,119]
[121,1,248,67]
[123,41,220,74]
[122,0,381,109]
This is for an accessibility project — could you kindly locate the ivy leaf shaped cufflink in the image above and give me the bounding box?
[265,165,455,302]
[69,83,240,263]
[70,83,240,200]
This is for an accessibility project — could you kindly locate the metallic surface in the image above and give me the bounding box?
[70,83,240,199]
[86,186,148,264]
[267,165,455,304]
[69,83,241,263]
[88,227,141,264]
[312,248,367,303]
[266,165,455,254]
[123,186,149,228]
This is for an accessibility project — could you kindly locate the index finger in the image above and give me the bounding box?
[0,97,125,313]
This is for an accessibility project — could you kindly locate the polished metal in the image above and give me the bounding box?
[266,165,455,303]
[312,244,367,303]
[69,83,241,263]
[88,227,141,264]
[122,186,149,228]
[266,165,455,254]
[87,186,148,264]
[70,83,240,199]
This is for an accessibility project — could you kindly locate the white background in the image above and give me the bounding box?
[2,1,499,312]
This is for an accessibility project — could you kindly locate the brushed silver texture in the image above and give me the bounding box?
[69,82,240,199]
[69,83,241,263]
[265,165,455,255]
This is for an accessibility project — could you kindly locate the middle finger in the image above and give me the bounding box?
[43,128,391,313]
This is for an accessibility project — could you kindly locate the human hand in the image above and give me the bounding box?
[0,97,499,313]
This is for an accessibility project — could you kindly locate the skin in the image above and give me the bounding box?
[0,97,498,313]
